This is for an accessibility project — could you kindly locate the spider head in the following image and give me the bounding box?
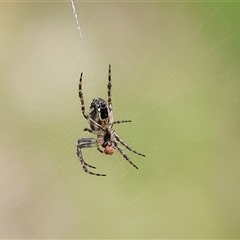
[89,98,113,126]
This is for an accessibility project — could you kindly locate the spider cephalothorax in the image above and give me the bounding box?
[77,64,145,176]
[88,98,113,130]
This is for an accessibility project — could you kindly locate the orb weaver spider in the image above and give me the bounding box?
[77,65,145,176]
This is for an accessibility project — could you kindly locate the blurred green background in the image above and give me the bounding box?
[1,1,240,238]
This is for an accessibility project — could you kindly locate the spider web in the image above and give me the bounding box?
[1,1,240,238]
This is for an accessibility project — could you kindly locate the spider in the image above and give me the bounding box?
[77,64,145,176]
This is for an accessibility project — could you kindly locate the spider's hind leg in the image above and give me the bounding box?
[115,134,146,157]
[115,145,138,169]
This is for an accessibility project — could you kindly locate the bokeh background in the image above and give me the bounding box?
[1,1,240,238]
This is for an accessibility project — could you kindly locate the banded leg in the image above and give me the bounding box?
[79,72,88,119]
[107,64,112,106]
[115,134,146,157]
[113,120,132,124]
[83,128,103,153]
[77,138,106,176]
[115,145,138,169]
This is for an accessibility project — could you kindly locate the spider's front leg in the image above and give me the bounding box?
[77,138,106,176]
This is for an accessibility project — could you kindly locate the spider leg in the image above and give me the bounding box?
[77,138,96,168]
[83,128,103,153]
[107,64,112,106]
[115,134,146,157]
[79,72,89,119]
[88,118,104,131]
[113,120,132,124]
[115,145,138,169]
[77,138,106,176]
[84,127,92,133]
[97,147,104,153]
